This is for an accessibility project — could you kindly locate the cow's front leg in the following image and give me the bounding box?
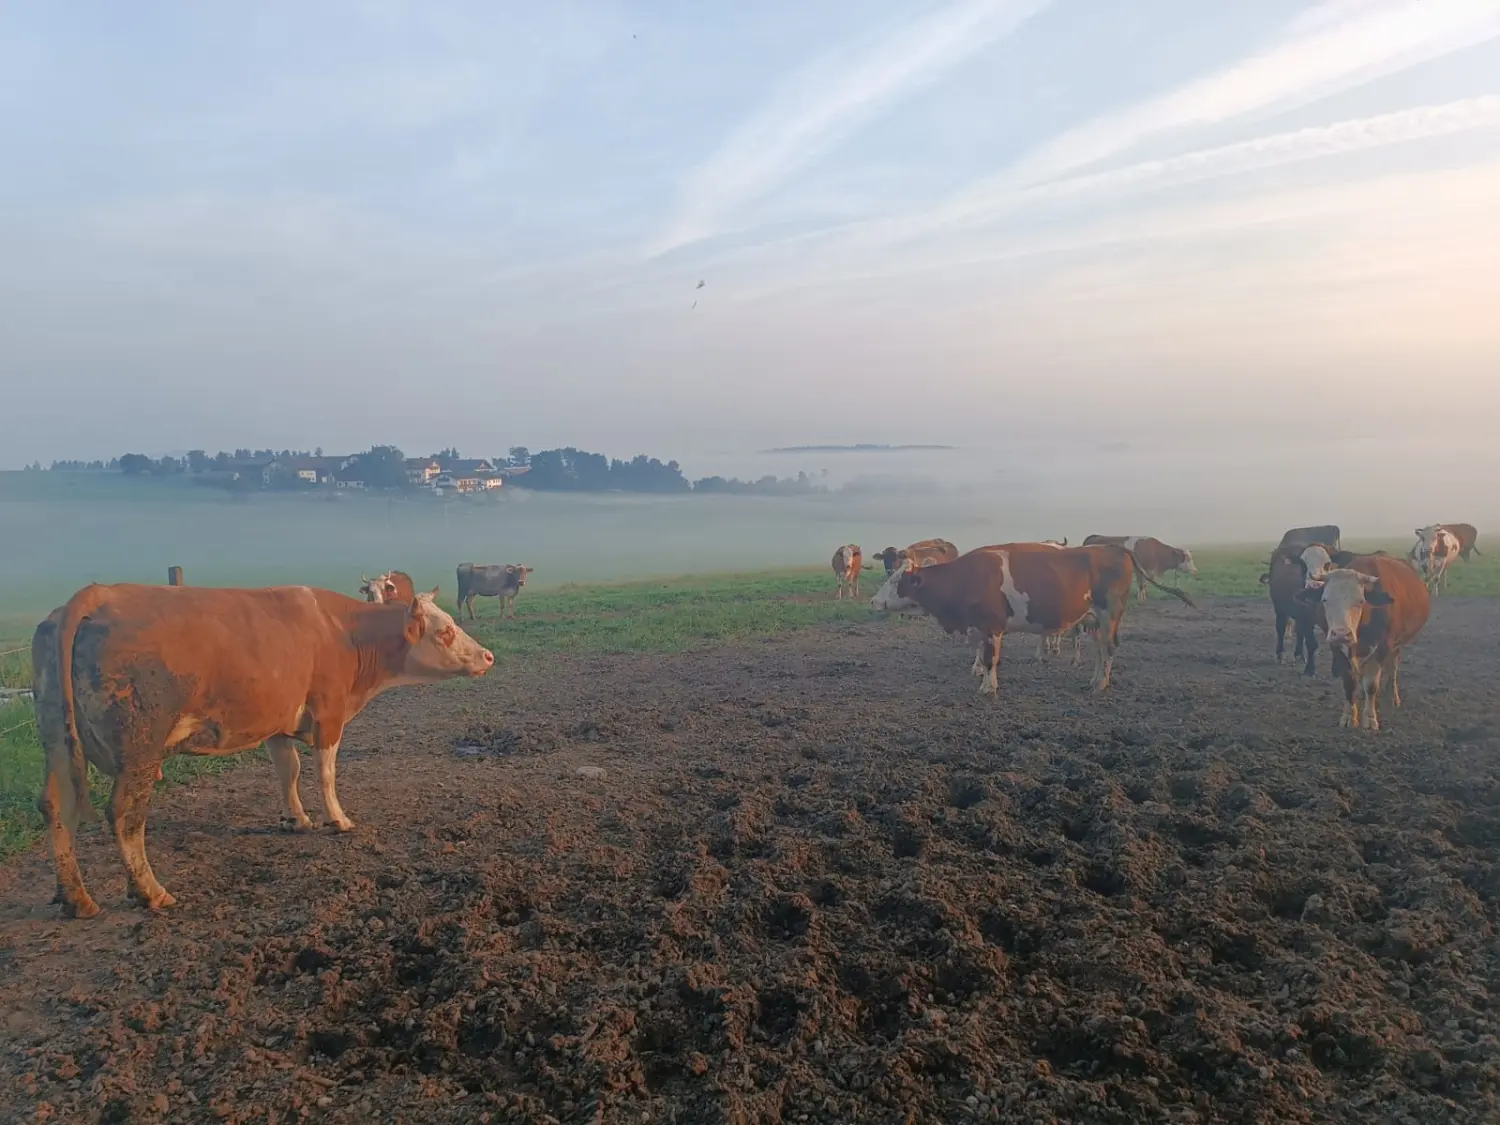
[267,735,314,832]
[314,741,355,831]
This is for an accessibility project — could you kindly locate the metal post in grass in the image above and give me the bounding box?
[167,566,185,586]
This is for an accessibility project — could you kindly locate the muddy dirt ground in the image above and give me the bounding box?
[3,596,1500,1124]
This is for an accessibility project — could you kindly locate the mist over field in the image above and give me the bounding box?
[2,439,1493,624]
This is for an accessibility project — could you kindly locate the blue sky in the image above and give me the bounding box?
[3,0,1500,470]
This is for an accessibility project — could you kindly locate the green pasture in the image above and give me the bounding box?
[1,544,1495,860]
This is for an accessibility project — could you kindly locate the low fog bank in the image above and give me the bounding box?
[0,445,1493,616]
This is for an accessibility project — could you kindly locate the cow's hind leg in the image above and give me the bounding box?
[314,741,355,831]
[1391,650,1403,708]
[39,767,100,919]
[978,633,1002,695]
[267,735,314,832]
[108,765,174,910]
[1276,611,1289,664]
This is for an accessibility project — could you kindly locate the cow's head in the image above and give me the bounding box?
[1298,544,1334,587]
[1174,547,1198,577]
[875,547,903,574]
[400,589,494,679]
[360,572,394,603]
[505,565,534,586]
[1294,569,1391,647]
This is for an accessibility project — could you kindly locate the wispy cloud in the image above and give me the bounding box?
[648,0,1051,258]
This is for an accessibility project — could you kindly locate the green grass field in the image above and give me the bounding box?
[1,544,1495,861]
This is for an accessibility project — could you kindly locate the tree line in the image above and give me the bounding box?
[32,445,822,497]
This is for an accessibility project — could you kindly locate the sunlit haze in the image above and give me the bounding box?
[4,0,1500,525]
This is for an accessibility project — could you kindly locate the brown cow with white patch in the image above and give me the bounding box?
[871,543,1195,693]
[831,545,863,599]
[1438,522,1481,561]
[1081,535,1196,602]
[359,569,416,605]
[31,582,493,918]
[1293,555,1428,731]
[873,538,959,575]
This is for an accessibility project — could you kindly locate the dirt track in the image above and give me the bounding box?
[3,596,1500,1124]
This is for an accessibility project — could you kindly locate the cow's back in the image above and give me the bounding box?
[1349,554,1430,653]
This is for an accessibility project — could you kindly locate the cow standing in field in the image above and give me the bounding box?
[1294,555,1429,730]
[1411,526,1461,596]
[1080,535,1196,602]
[1438,522,1482,561]
[831,545,864,599]
[456,563,535,620]
[971,540,1085,662]
[1259,544,1333,674]
[873,538,959,576]
[1279,525,1342,552]
[871,543,1195,693]
[31,582,494,918]
[359,570,416,605]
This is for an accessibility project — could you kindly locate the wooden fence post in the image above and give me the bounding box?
[167,566,185,586]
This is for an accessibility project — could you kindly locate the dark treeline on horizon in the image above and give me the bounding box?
[29,444,822,497]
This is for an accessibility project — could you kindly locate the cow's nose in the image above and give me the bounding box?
[481,649,495,666]
[1328,629,1352,645]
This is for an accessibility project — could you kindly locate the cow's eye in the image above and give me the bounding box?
[437,626,457,646]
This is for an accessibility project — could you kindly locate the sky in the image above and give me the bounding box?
[3,0,1500,473]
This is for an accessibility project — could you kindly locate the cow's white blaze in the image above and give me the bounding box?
[1177,548,1198,576]
[1315,569,1381,647]
[1299,545,1333,586]
[395,595,494,684]
[869,566,919,613]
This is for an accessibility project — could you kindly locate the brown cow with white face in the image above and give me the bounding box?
[31,582,493,918]
[359,569,416,605]
[873,538,959,575]
[831,545,864,599]
[1293,555,1429,731]
[1081,535,1196,602]
[872,543,1195,693]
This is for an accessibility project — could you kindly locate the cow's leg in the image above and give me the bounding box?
[1136,572,1148,604]
[267,735,314,832]
[978,633,1002,695]
[1391,650,1403,708]
[314,741,355,831]
[1275,611,1289,663]
[39,765,100,919]
[1301,621,1318,677]
[108,765,174,910]
[1091,609,1122,692]
[1362,663,1384,731]
[1337,661,1357,728]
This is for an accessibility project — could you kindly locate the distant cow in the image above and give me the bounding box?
[873,538,959,575]
[359,570,416,605]
[1411,526,1461,596]
[1294,554,1429,731]
[872,543,1195,693]
[1081,535,1197,602]
[31,582,493,918]
[831,545,863,599]
[1279,525,1341,552]
[1438,522,1481,561]
[1258,545,1331,674]
[456,563,535,620]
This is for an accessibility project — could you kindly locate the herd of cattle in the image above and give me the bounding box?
[21,524,1480,919]
[835,521,1481,729]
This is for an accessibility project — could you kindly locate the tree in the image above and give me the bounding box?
[187,450,208,473]
[353,445,408,489]
[119,453,152,475]
[507,446,530,467]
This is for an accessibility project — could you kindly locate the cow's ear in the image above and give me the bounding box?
[403,602,426,643]
[428,585,440,598]
[1366,589,1394,605]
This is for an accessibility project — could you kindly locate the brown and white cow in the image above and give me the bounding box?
[31,582,494,918]
[1081,535,1196,602]
[1438,522,1481,562]
[1293,554,1429,731]
[831,544,863,599]
[873,538,959,575]
[359,569,416,605]
[971,540,1084,663]
[871,543,1195,693]
[1412,526,1462,595]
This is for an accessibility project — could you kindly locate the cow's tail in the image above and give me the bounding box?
[53,584,111,825]
[1118,547,1199,609]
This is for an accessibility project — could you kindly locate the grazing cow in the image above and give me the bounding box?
[1258,545,1329,674]
[1411,526,1461,595]
[1293,555,1429,730]
[31,583,493,918]
[1081,535,1197,602]
[1279,525,1342,552]
[359,570,416,605]
[455,563,535,620]
[1438,522,1481,561]
[871,543,1195,693]
[873,538,959,575]
[831,544,863,599]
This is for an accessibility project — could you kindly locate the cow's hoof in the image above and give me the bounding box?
[279,816,315,833]
[328,817,356,832]
[62,896,102,920]
[148,890,177,911]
